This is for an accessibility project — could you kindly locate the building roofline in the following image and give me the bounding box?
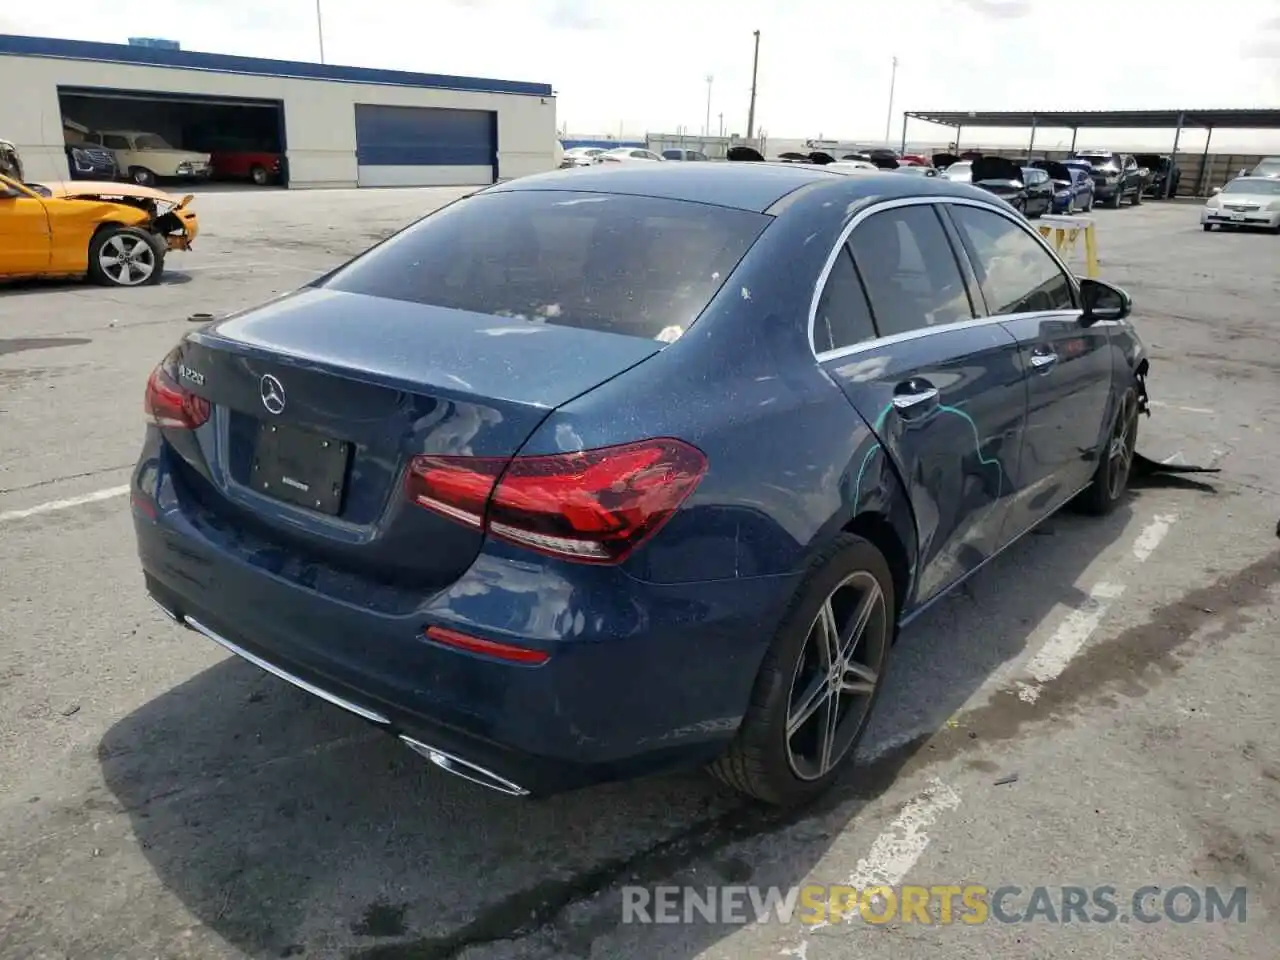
[0,33,553,98]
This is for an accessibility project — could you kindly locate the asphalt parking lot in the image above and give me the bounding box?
[1,187,1277,960]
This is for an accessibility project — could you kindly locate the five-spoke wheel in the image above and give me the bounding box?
[711,533,894,806]
[88,226,165,288]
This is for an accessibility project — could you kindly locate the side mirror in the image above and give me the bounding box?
[1079,278,1131,326]
[1210,186,1222,196]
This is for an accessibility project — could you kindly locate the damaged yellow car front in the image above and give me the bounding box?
[0,173,199,287]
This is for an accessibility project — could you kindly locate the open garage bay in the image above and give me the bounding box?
[0,192,1277,959]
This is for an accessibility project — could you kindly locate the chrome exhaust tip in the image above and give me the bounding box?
[400,736,530,797]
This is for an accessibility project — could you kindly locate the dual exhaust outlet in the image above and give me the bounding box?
[153,597,530,797]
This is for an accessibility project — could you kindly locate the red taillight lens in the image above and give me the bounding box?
[144,360,210,429]
[406,438,707,564]
[424,625,550,665]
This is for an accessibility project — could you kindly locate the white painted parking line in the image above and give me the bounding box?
[1016,512,1178,702]
[1016,581,1127,702]
[796,778,963,940]
[0,485,129,524]
[843,778,963,891]
[1132,512,1177,562]
[1148,400,1215,415]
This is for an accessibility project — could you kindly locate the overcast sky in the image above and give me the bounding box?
[5,0,1280,148]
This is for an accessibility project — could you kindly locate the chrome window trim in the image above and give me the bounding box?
[807,194,1082,363]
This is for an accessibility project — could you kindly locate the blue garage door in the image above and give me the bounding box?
[354,104,497,187]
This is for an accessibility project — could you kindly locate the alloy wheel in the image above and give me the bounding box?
[785,571,888,781]
[1106,392,1139,500]
[98,234,157,286]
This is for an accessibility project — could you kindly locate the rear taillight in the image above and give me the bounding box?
[144,357,210,429]
[406,438,707,564]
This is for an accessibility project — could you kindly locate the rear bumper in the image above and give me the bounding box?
[131,440,799,796]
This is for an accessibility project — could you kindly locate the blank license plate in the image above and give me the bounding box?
[1230,212,1246,220]
[250,422,351,515]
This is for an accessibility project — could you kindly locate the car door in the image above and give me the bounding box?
[0,178,53,275]
[1122,155,1139,196]
[817,201,1028,605]
[943,202,1113,541]
[1038,171,1054,213]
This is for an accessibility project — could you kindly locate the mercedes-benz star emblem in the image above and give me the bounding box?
[260,374,286,415]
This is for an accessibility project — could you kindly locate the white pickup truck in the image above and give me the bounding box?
[86,130,211,186]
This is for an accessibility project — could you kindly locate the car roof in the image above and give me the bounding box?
[489,162,985,213]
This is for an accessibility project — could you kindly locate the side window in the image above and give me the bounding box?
[847,204,974,337]
[813,247,877,353]
[949,205,1076,315]
[103,135,131,150]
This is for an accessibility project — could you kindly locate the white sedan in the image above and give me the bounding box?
[1201,177,1280,232]
[824,160,880,174]
[593,147,666,164]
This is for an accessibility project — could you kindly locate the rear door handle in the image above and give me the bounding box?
[892,381,940,417]
[1030,351,1058,372]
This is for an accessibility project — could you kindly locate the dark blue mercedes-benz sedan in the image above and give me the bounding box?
[132,161,1151,806]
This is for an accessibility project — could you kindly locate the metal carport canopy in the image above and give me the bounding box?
[903,108,1280,198]
[903,108,1280,130]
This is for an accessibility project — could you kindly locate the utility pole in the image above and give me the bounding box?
[704,75,714,137]
[746,29,761,140]
[316,0,326,64]
[718,112,724,138]
[883,55,898,144]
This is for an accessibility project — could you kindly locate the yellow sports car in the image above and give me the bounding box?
[0,173,199,287]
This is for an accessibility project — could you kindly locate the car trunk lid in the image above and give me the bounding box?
[971,156,1024,185]
[171,288,662,590]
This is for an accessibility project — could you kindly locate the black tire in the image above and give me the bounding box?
[709,533,895,806]
[1108,189,1123,209]
[1132,186,1143,206]
[1075,386,1139,516]
[86,225,165,288]
[250,164,269,186]
[129,167,157,187]
[1203,224,1213,232]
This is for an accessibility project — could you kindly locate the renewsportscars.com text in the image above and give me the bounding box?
[621,884,1248,926]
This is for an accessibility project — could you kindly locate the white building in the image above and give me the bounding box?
[0,34,557,188]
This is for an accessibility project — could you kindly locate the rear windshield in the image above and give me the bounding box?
[323,190,769,341]
[1074,154,1117,166]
